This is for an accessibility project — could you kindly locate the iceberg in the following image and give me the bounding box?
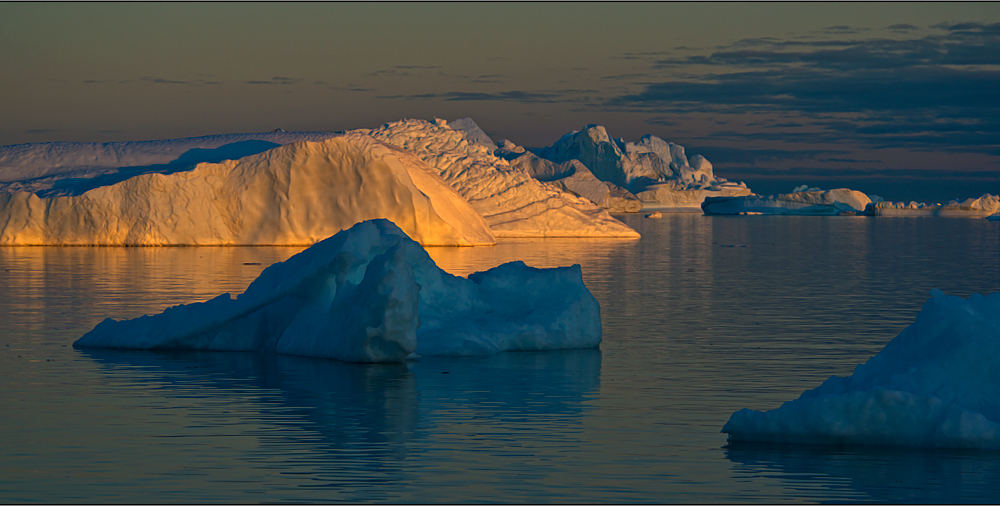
[366,119,640,238]
[723,290,1000,449]
[74,219,603,362]
[0,134,496,246]
[864,194,1000,218]
[496,139,642,213]
[536,125,751,209]
[702,188,875,216]
[446,117,498,150]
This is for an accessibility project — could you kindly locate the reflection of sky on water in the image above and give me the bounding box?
[726,442,1000,503]
[76,347,600,502]
[2,215,999,501]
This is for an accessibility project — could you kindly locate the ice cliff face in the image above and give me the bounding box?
[365,119,640,237]
[723,290,1000,450]
[702,188,875,216]
[0,134,496,246]
[536,125,750,208]
[75,219,603,362]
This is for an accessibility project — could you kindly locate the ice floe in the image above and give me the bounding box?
[702,188,876,216]
[864,194,1000,218]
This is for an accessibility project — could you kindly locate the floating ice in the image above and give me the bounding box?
[702,188,874,216]
[367,119,639,238]
[537,125,751,209]
[865,194,1000,217]
[0,134,495,246]
[74,219,603,363]
[723,290,1000,449]
[497,139,641,213]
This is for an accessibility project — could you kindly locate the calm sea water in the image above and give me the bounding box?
[2,215,999,503]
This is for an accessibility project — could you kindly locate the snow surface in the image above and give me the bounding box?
[74,219,602,362]
[536,125,751,208]
[446,117,498,150]
[496,139,641,213]
[702,188,874,216]
[0,134,496,246]
[366,119,640,238]
[723,290,1000,450]
[865,194,1000,217]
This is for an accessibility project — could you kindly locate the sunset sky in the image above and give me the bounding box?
[2,2,998,200]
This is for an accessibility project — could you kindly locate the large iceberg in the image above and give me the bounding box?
[495,139,642,213]
[723,290,1000,449]
[536,125,751,209]
[366,119,640,238]
[702,188,876,216]
[864,194,1000,218]
[74,219,602,362]
[0,134,496,246]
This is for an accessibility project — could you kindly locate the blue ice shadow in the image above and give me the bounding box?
[37,140,281,197]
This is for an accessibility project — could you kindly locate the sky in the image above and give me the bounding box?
[2,2,999,201]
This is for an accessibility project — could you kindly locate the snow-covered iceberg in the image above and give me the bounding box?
[366,119,639,238]
[74,219,602,362]
[536,125,751,209]
[702,188,875,216]
[723,290,1000,450]
[0,134,496,246]
[496,139,642,213]
[864,194,1000,218]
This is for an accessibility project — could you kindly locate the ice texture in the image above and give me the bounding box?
[702,188,874,216]
[74,219,603,362]
[536,125,750,209]
[446,117,498,150]
[723,290,1000,449]
[0,134,496,246]
[366,119,640,238]
[497,139,641,213]
[865,194,1000,217]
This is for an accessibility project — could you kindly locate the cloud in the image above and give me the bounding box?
[247,76,301,85]
[141,77,219,86]
[330,86,375,92]
[380,89,597,104]
[142,77,188,85]
[24,128,56,134]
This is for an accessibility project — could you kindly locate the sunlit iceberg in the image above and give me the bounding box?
[74,219,602,363]
[864,194,1000,218]
[496,139,642,213]
[367,119,640,238]
[723,290,1000,449]
[703,188,876,216]
[537,125,751,209]
[0,133,496,246]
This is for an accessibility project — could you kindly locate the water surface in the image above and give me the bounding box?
[2,215,998,502]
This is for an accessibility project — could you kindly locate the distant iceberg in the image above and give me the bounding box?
[723,290,1000,449]
[864,194,1000,218]
[75,219,603,362]
[536,125,751,209]
[0,134,496,246]
[496,139,642,213]
[702,188,875,216]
